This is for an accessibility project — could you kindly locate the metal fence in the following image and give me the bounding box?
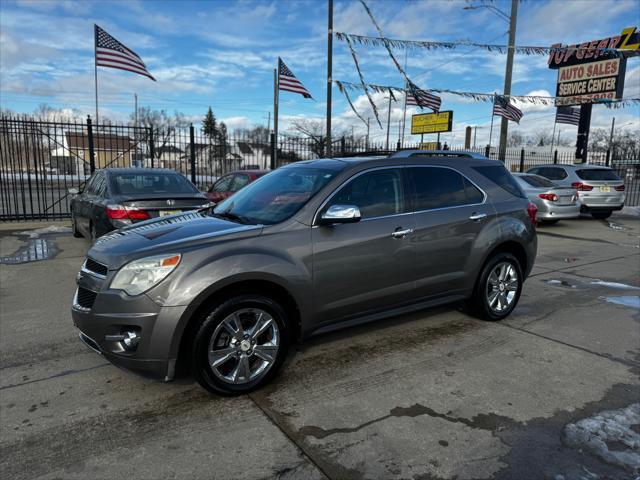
[1,115,638,221]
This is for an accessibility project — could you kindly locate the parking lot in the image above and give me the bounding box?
[1,214,638,480]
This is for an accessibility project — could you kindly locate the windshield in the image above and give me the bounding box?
[576,169,620,181]
[213,167,338,225]
[520,175,557,188]
[111,173,199,195]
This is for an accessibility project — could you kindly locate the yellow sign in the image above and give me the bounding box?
[411,111,453,134]
[419,142,439,150]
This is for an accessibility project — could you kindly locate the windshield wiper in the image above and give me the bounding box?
[213,211,251,224]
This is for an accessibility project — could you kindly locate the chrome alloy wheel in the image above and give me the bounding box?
[208,308,280,385]
[486,261,519,313]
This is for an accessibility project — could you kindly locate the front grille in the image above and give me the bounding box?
[84,257,108,277]
[76,287,98,310]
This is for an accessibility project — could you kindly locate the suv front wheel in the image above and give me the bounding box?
[469,252,523,321]
[191,294,290,395]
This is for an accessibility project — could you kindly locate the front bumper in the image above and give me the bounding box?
[72,286,188,381]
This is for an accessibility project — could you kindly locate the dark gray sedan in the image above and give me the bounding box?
[70,168,209,240]
[514,173,579,224]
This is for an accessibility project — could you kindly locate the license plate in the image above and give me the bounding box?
[159,210,181,217]
[559,196,573,205]
[599,186,610,193]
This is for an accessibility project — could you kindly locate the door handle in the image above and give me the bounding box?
[469,213,487,221]
[391,228,413,238]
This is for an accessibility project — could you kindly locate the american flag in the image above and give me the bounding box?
[555,106,580,126]
[278,58,312,99]
[492,96,523,123]
[406,86,441,112]
[95,25,155,81]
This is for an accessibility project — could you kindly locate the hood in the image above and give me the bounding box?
[88,211,262,269]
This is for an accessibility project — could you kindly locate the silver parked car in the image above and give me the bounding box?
[513,173,579,224]
[526,165,625,219]
[73,152,537,395]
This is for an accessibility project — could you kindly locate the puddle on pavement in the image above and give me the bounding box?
[0,228,70,264]
[545,279,578,289]
[590,281,640,291]
[601,296,640,309]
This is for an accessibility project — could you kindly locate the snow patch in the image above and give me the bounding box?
[16,226,72,238]
[562,403,640,471]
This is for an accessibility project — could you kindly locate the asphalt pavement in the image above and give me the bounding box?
[0,214,638,480]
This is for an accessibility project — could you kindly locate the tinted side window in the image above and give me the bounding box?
[464,177,484,204]
[230,174,250,192]
[85,174,100,195]
[211,175,233,193]
[473,166,526,199]
[329,169,405,219]
[94,175,107,197]
[410,167,467,210]
[542,168,567,180]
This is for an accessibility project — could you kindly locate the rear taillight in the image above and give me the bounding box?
[527,202,537,227]
[614,185,625,192]
[106,205,150,221]
[538,193,558,202]
[571,182,593,191]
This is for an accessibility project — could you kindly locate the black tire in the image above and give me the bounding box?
[468,252,523,321]
[71,213,82,238]
[591,210,612,220]
[191,294,290,395]
[539,219,559,225]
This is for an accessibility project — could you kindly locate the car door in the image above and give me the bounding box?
[76,173,99,234]
[311,167,416,324]
[408,166,494,298]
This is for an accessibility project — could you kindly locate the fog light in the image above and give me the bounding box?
[105,330,141,351]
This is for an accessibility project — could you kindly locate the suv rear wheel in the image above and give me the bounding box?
[469,252,523,321]
[191,294,290,395]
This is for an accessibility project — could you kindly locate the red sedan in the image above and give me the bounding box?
[205,170,268,204]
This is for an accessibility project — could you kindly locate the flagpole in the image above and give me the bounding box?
[488,94,496,156]
[94,24,99,125]
[385,91,392,151]
[273,63,279,169]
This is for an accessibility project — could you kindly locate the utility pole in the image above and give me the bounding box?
[473,126,478,149]
[366,117,370,149]
[326,0,333,157]
[267,111,271,138]
[498,0,518,162]
[385,95,392,151]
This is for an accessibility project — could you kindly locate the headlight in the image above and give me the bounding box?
[110,254,181,296]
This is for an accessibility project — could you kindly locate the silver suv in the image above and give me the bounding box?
[72,153,537,394]
[527,164,625,219]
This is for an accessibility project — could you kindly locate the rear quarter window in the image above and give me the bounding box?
[576,169,620,181]
[472,166,527,199]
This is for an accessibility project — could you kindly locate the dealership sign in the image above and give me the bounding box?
[411,111,453,135]
[549,27,637,106]
[556,57,626,106]
[548,27,639,69]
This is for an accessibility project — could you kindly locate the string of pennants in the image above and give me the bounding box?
[335,79,640,107]
[339,0,639,129]
[335,79,640,128]
[335,31,634,57]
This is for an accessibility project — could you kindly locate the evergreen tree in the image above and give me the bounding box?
[217,122,228,144]
[203,106,217,140]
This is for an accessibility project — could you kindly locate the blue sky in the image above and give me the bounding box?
[1,0,638,145]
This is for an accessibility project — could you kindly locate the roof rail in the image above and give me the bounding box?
[335,150,394,158]
[389,149,488,159]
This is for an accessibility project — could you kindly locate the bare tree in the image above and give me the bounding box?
[130,108,189,161]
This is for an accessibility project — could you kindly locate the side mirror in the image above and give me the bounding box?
[68,187,80,195]
[319,204,361,225]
